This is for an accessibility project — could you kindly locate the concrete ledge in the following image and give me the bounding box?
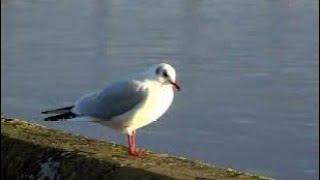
[1,117,272,180]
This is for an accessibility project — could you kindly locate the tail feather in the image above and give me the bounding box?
[42,106,74,114]
[44,112,77,121]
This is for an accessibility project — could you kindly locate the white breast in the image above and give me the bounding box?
[99,81,174,134]
[125,82,174,133]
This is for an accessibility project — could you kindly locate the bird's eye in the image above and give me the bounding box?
[163,70,168,78]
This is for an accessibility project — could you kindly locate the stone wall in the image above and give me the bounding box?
[1,117,271,180]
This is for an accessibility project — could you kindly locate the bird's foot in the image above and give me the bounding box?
[129,149,148,157]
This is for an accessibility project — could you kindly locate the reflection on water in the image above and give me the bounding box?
[1,0,319,179]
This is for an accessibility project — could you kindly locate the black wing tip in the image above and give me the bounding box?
[43,112,77,121]
[41,105,74,114]
[41,110,50,114]
[44,115,58,121]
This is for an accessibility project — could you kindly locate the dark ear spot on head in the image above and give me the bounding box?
[163,70,168,78]
[155,67,161,75]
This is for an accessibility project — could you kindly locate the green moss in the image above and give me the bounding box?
[1,117,273,180]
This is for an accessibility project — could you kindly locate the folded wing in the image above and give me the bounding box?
[73,80,147,120]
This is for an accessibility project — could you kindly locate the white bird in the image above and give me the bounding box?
[42,63,181,156]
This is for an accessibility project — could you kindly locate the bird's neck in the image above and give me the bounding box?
[142,79,173,93]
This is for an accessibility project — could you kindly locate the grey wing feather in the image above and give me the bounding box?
[73,80,147,120]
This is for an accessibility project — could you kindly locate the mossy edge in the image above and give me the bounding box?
[1,116,273,180]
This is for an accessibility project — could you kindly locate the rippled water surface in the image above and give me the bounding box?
[1,0,319,179]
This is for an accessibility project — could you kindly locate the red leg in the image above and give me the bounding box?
[128,132,140,156]
[127,131,146,157]
[131,133,136,152]
[128,134,135,155]
[132,131,136,150]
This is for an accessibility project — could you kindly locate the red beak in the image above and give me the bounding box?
[169,80,181,91]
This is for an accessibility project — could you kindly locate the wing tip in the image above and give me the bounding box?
[41,105,74,114]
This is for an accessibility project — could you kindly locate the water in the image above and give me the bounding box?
[1,0,319,179]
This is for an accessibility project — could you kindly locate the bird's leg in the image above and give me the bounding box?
[128,132,141,156]
[127,131,146,157]
[132,131,147,156]
[131,132,136,151]
[132,131,136,151]
[128,134,136,155]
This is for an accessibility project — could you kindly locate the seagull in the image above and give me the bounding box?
[42,63,181,156]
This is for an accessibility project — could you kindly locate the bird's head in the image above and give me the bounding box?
[145,63,181,91]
